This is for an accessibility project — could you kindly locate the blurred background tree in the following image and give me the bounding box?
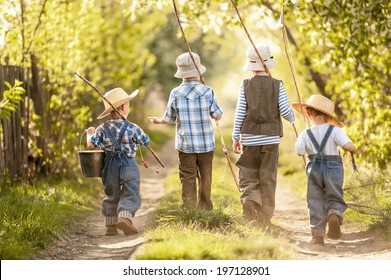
[0,0,389,179]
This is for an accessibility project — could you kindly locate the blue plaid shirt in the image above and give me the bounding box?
[163,80,223,153]
[90,119,150,158]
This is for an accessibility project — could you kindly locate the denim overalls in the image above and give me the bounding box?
[101,122,141,225]
[305,125,347,237]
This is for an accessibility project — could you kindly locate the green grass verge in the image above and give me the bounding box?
[0,177,100,259]
[136,156,297,260]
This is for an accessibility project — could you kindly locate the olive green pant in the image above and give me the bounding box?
[178,151,214,210]
[235,144,279,222]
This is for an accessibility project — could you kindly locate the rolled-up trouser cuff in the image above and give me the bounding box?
[118,210,133,221]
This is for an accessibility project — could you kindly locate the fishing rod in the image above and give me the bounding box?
[171,0,240,191]
[74,72,165,173]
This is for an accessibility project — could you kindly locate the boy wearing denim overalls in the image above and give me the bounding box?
[86,88,150,236]
[294,95,356,244]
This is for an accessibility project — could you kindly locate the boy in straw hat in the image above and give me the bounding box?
[86,87,150,236]
[232,44,295,223]
[293,95,356,244]
[149,52,222,210]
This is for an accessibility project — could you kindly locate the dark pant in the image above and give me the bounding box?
[178,151,214,210]
[235,144,279,222]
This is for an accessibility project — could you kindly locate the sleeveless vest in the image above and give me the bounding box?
[241,76,283,137]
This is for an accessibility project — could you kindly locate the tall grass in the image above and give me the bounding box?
[0,177,100,259]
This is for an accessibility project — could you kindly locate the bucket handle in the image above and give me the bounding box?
[79,130,87,151]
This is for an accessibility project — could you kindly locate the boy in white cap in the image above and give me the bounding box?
[86,87,150,236]
[294,95,356,244]
[232,45,295,223]
[149,52,222,210]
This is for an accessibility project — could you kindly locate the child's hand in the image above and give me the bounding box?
[148,117,168,124]
[86,127,95,135]
[232,140,242,154]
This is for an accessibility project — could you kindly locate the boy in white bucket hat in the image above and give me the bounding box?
[86,87,150,236]
[149,52,222,210]
[232,44,295,223]
[294,95,356,244]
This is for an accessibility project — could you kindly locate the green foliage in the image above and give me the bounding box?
[369,202,391,240]
[0,80,25,121]
[288,0,391,168]
[0,177,100,259]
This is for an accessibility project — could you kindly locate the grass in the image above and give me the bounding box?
[0,176,101,259]
[136,156,297,260]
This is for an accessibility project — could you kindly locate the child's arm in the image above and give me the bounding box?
[86,127,96,149]
[148,117,169,124]
[342,142,357,153]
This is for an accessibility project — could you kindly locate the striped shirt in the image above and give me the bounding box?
[90,119,150,158]
[232,79,295,146]
[163,80,223,153]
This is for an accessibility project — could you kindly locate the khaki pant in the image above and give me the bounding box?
[178,151,214,210]
[235,144,279,222]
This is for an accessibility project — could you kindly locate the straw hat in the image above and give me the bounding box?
[174,52,206,79]
[243,45,277,71]
[292,95,344,127]
[97,88,138,119]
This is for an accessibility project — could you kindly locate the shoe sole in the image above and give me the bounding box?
[327,215,341,239]
[117,221,138,235]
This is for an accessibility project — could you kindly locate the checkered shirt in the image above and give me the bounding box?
[163,80,223,153]
[90,119,150,158]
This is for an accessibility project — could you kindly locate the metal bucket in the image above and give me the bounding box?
[77,150,106,178]
[77,130,106,178]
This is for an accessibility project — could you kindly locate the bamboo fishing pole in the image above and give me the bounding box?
[230,0,306,166]
[171,0,240,191]
[74,72,165,172]
[279,6,307,166]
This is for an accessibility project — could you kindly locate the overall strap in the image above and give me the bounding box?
[103,122,129,152]
[306,125,334,155]
[117,122,129,146]
[318,125,334,154]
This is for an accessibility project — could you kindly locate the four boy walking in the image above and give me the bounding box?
[86,45,356,244]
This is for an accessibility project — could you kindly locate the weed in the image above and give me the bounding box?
[0,178,99,259]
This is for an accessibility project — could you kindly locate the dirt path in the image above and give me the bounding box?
[37,139,391,260]
[274,180,391,259]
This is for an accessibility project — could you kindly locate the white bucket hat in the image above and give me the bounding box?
[292,95,344,127]
[97,87,138,119]
[243,45,277,71]
[174,52,206,79]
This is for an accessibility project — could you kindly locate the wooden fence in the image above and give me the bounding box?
[0,65,31,181]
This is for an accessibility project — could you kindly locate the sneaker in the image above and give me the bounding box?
[116,217,138,235]
[105,225,118,236]
[327,214,342,239]
[310,236,325,244]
